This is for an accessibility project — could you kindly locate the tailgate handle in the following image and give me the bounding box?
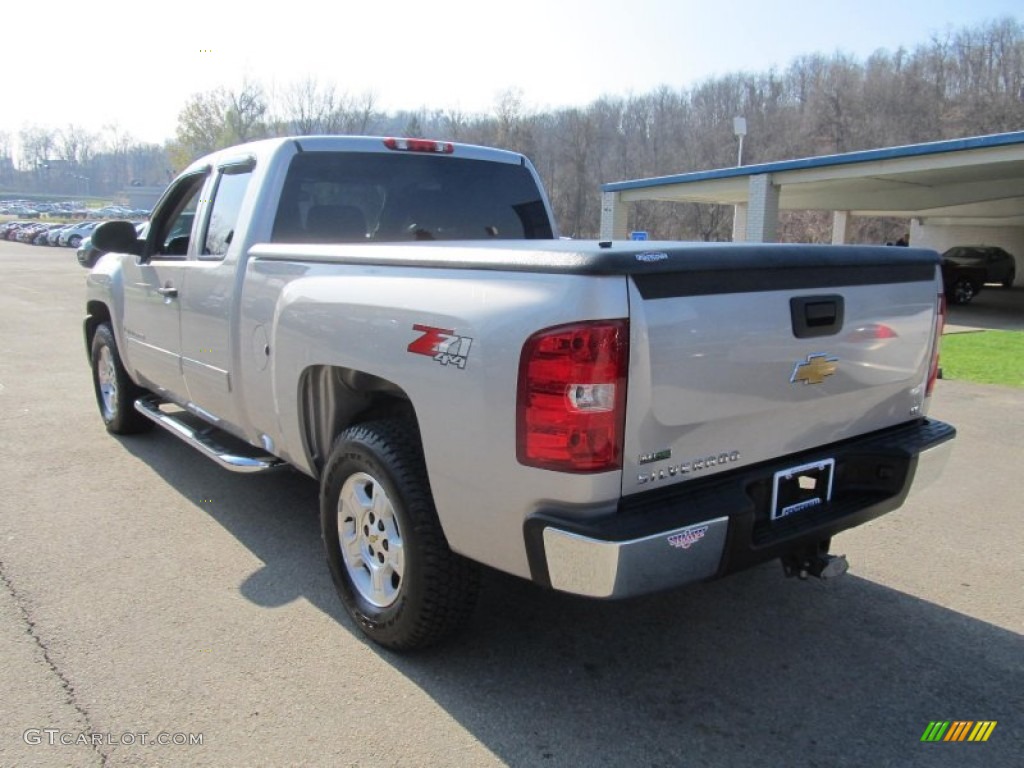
[790,295,844,338]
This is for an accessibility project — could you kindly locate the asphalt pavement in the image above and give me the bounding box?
[945,284,1024,332]
[0,242,1020,767]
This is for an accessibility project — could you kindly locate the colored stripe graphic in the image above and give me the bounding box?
[968,722,997,742]
[945,721,972,741]
[921,721,997,742]
[921,722,949,742]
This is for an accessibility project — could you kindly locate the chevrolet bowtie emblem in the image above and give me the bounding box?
[791,354,838,385]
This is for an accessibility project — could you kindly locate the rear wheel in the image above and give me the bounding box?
[949,277,977,305]
[320,420,479,650]
[1003,270,1016,288]
[68,234,82,248]
[90,323,153,434]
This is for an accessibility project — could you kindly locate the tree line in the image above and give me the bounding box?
[3,16,1022,241]
[0,125,170,200]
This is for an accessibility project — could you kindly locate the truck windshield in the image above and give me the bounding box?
[271,151,553,243]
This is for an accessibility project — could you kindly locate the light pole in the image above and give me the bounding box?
[733,117,747,166]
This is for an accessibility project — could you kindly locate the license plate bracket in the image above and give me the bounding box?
[771,459,835,520]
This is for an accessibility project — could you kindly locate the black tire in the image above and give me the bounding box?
[68,234,82,248]
[948,276,977,305]
[1003,271,1015,289]
[90,323,153,434]
[320,420,480,650]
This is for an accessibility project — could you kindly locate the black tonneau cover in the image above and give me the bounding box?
[249,240,939,291]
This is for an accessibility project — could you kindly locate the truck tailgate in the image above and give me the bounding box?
[623,250,941,495]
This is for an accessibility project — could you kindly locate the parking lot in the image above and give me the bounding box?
[0,241,1020,767]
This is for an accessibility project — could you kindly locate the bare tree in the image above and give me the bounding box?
[494,88,528,152]
[281,76,341,134]
[18,126,57,172]
[342,91,379,135]
[0,131,14,185]
[225,79,269,143]
[57,124,98,167]
[441,107,466,140]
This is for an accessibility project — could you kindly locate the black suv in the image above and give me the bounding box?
[941,246,1016,289]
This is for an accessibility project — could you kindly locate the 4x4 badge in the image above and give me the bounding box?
[791,353,838,385]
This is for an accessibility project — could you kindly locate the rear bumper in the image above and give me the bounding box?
[525,418,955,598]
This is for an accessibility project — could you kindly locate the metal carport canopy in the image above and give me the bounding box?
[600,131,1024,235]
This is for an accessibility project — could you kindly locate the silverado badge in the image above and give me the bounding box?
[790,353,838,385]
[667,526,708,550]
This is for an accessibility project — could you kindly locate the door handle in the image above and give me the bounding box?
[790,295,844,338]
[156,286,178,298]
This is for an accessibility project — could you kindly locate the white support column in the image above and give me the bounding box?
[908,217,923,245]
[600,191,628,240]
[831,210,850,245]
[731,203,748,242]
[745,174,779,243]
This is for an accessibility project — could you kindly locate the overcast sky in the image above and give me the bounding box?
[2,0,1021,149]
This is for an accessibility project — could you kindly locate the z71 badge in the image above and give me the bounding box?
[408,324,474,370]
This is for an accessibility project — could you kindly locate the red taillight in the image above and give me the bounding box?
[846,323,899,343]
[926,293,946,396]
[517,320,629,473]
[383,137,454,154]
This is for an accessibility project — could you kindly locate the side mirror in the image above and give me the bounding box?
[92,220,142,256]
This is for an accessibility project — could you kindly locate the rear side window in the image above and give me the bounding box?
[202,168,252,259]
[271,152,552,243]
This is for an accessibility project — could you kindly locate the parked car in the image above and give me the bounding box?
[3,222,26,240]
[941,246,1016,288]
[6,204,40,219]
[60,221,98,248]
[33,224,65,245]
[16,223,47,243]
[0,221,30,238]
[76,235,101,267]
[87,206,134,219]
[47,224,76,246]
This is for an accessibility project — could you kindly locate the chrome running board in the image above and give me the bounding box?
[134,396,283,473]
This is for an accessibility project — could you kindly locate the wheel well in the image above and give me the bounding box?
[299,365,419,476]
[84,301,111,355]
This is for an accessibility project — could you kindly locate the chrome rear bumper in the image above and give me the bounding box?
[906,437,953,494]
[527,418,956,599]
[543,518,728,598]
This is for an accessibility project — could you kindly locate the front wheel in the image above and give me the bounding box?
[320,420,479,650]
[68,234,82,248]
[90,323,153,434]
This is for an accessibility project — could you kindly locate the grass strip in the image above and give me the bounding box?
[941,330,1023,389]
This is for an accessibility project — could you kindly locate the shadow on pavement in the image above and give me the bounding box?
[120,430,1023,768]
[946,286,1024,332]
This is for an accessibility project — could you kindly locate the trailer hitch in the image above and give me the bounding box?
[781,539,849,580]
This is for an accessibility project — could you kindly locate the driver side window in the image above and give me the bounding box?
[149,173,205,259]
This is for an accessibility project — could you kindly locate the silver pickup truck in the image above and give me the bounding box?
[85,136,955,649]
